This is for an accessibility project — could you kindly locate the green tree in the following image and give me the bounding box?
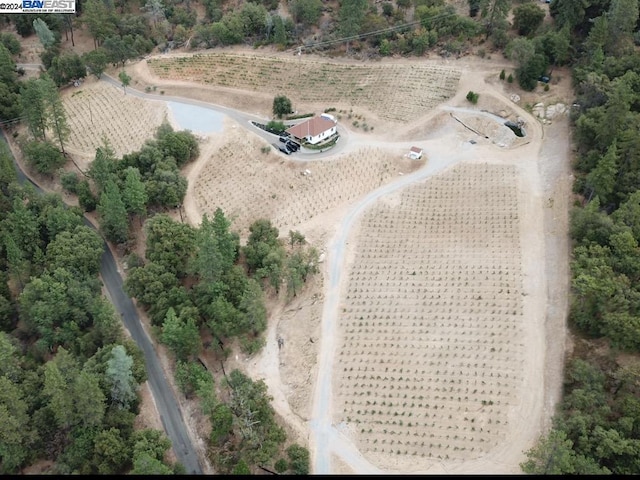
[605,0,639,55]
[289,0,323,26]
[156,129,199,167]
[243,218,281,274]
[130,452,173,474]
[82,47,109,79]
[131,429,171,463]
[105,345,137,410]
[22,140,66,175]
[88,139,118,194]
[93,427,130,474]
[479,0,510,38]
[103,35,136,68]
[586,140,618,204]
[20,78,48,141]
[161,307,202,361]
[45,225,104,277]
[97,179,129,244]
[124,261,179,308]
[272,15,286,47]
[0,32,21,55]
[83,0,118,48]
[507,37,547,90]
[210,403,233,445]
[144,214,196,277]
[122,166,147,220]
[144,0,166,27]
[338,0,368,49]
[239,278,267,335]
[33,18,56,48]
[118,69,131,94]
[521,429,585,474]
[73,370,107,428]
[48,51,86,87]
[192,208,239,285]
[512,3,545,37]
[226,369,286,465]
[272,95,293,118]
[42,74,70,154]
[43,348,78,428]
[144,157,187,208]
[0,376,33,473]
[0,43,17,87]
[286,444,310,475]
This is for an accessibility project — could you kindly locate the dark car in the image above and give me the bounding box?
[278,144,291,155]
[286,140,300,152]
[279,136,288,143]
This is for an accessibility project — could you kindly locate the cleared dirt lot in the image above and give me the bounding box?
[62,49,573,474]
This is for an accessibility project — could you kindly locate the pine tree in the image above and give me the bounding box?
[122,166,147,221]
[97,179,129,244]
[105,345,137,410]
[42,74,70,154]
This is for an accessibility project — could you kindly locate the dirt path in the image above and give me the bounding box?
[118,50,573,474]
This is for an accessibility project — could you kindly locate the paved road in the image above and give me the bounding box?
[0,129,203,475]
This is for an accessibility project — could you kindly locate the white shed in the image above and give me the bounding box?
[409,146,423,160]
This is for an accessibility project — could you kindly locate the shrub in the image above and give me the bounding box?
[274,459,288,473]
[507,73,514,83]
[500,69,505,80]
[466,91,479,104]
[265,120,286,134]
[60,170,79,193]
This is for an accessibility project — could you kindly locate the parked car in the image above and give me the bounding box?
[278,144,291,155]
[279,136,288,143]
[286,140,300,152]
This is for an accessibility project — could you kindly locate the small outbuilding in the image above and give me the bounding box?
[409,146,423,160]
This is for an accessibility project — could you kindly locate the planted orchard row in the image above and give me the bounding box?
[64,84,165,158]
[334,163,524,460]
[148,54,461,122]
[194,144,403,234]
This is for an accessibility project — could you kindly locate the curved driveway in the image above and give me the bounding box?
[101,73,351,160]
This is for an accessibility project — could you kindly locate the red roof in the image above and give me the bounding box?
[410,146,422,153]
[286,116,335,139]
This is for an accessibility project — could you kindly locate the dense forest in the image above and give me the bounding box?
[0,0,639,475]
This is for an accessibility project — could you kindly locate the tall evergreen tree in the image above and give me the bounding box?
[97,179,129,244]
[20,78,48,141]
[41,74,71,153]
[122,166,147,220]
[105,345,137,410]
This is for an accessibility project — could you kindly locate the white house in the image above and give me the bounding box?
[286,116,337,145]
[409,146,423,160]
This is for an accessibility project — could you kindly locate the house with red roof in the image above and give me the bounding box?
[286,116,337,145]
[409,146,423,160]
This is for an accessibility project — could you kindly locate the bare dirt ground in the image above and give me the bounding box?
[50,43,574,474]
